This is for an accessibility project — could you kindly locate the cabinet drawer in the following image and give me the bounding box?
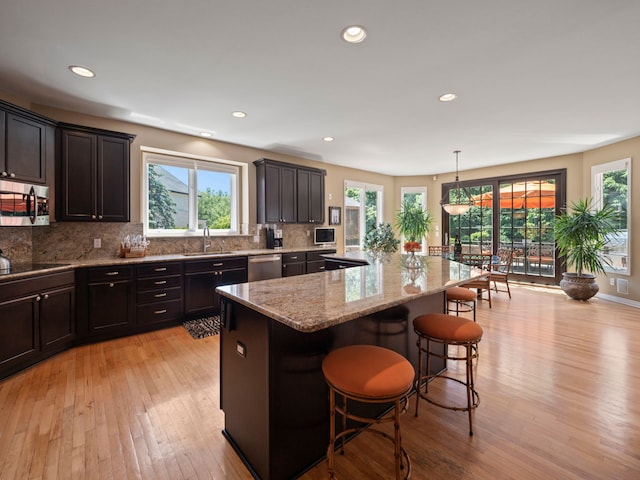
[137,275,182,292]
[87,266,133,283]
[306,249,336,262]
[137,287,182,305]
[282,252,306,263]
[136,299,183,325]
[0,271,74,303]
[185,256,247,274]
[137,262,183,278]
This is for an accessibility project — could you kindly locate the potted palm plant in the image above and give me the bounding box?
[554,198,619,301]
[395,199,433,267]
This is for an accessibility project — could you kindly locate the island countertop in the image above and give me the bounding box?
[216,253,483,332]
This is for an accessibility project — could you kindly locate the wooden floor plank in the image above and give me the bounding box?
[0,284,639,479]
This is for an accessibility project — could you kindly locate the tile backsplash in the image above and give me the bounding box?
[1,222,319,263]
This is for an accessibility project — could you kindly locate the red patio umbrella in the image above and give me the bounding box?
[472,181,556,209]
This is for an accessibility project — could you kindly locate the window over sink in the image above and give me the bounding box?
[141,148,247,237]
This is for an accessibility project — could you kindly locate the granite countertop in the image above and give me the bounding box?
[216,253,484,333]
[0,246,337,281]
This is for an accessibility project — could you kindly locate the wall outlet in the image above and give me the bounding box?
[610,277,615,286]
[93,238,101,248]
[306,230,310,236]
[253,235,260,243]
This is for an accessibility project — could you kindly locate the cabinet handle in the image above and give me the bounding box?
[106,271,120,276]
[43,294,49,300]
[212,262,224,267]
[36,295,41,302]
[290,256,298,260]
[1,171,7,177]
[319,266,325,270]
[154,293,167,298]
[154,280,167,285]
[9,172,16,178]
[154,267,167,272]
[109,283,115,287]
[154,309,167,315]
[98,215,103,220]
[92,215,96,219]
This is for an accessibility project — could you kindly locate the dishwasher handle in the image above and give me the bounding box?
[248,254,282,263]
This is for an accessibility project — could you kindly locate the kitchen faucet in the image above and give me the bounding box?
[203,226,211,252]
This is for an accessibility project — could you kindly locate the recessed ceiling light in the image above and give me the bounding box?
[200,132,213,137]
[341,25,367,43]
[232,111,247,118]
[68,65,96,78]
[323,136,335,142]
[439,93,457,102]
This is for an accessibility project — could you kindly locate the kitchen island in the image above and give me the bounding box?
[216,253,483,480]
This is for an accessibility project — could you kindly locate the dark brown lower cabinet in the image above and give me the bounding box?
[0,271,75,380]
[282,252,306,277]
[75,266,135,343]
[184,257,247,319]
[136,262,183,327]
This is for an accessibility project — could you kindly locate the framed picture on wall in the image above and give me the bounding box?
[329,206,341,225]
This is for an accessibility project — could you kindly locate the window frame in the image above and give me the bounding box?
[141,147,248,237]
[592,158,631,275]
[344,180,384,250]
[400,186,427,253]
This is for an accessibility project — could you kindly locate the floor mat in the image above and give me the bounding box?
[182,315,221,339]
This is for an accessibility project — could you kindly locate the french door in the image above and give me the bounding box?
[445,170,566,285]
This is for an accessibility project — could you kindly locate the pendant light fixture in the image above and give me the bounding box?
[440,150,474,215]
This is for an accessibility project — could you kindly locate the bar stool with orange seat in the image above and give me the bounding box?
[413,313,483,435]
[322,345,415,479]
[446,286,477,321]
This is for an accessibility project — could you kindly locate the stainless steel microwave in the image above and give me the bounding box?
[0,180,49,226]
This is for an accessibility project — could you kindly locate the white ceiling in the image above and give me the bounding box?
[1,0,639,176]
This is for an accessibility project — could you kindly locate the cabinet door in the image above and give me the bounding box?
[280,165,297,223]
[184,271,217,317]
[297,169,324,223]
[88,281,134,333]
[0,295,38,372]
[40,285,75,352]
[0,110,5,174]
[306,260,326,274]
[60,130,97,220]
[264,163,283,223]
[98,135,130,221]
[297,169,311,223]
[5,113,47,183]
[308,170,324,223]
[214,267,248,313]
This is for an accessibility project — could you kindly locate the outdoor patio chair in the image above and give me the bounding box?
[490,248,514,298]
[460,253,492,308]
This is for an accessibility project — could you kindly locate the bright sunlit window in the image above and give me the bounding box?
[142,149,244,236]
[592,158,631,275]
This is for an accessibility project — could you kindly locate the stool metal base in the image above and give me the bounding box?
[414,334,480,436]
[327,384,412,480]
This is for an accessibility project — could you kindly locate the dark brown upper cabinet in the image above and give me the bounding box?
[297,167,325,224]
[0,100,56,185]
[58,124,135,222]
[254,158,326,224]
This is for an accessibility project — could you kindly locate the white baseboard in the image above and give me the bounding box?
[596,292,640,309]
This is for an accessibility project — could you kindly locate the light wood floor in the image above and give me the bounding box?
[1,284,639,479]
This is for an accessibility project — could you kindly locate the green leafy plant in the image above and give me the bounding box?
[554,198,619,276]
[363,223,400,254]
[395,199,433,242]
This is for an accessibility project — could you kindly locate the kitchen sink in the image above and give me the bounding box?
[183,251,235,256]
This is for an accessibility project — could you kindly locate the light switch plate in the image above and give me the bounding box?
[93,238,101,248]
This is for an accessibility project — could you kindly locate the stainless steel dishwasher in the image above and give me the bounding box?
[248,254,282,281]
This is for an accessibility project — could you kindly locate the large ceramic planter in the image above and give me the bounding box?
[559,272,599,301]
